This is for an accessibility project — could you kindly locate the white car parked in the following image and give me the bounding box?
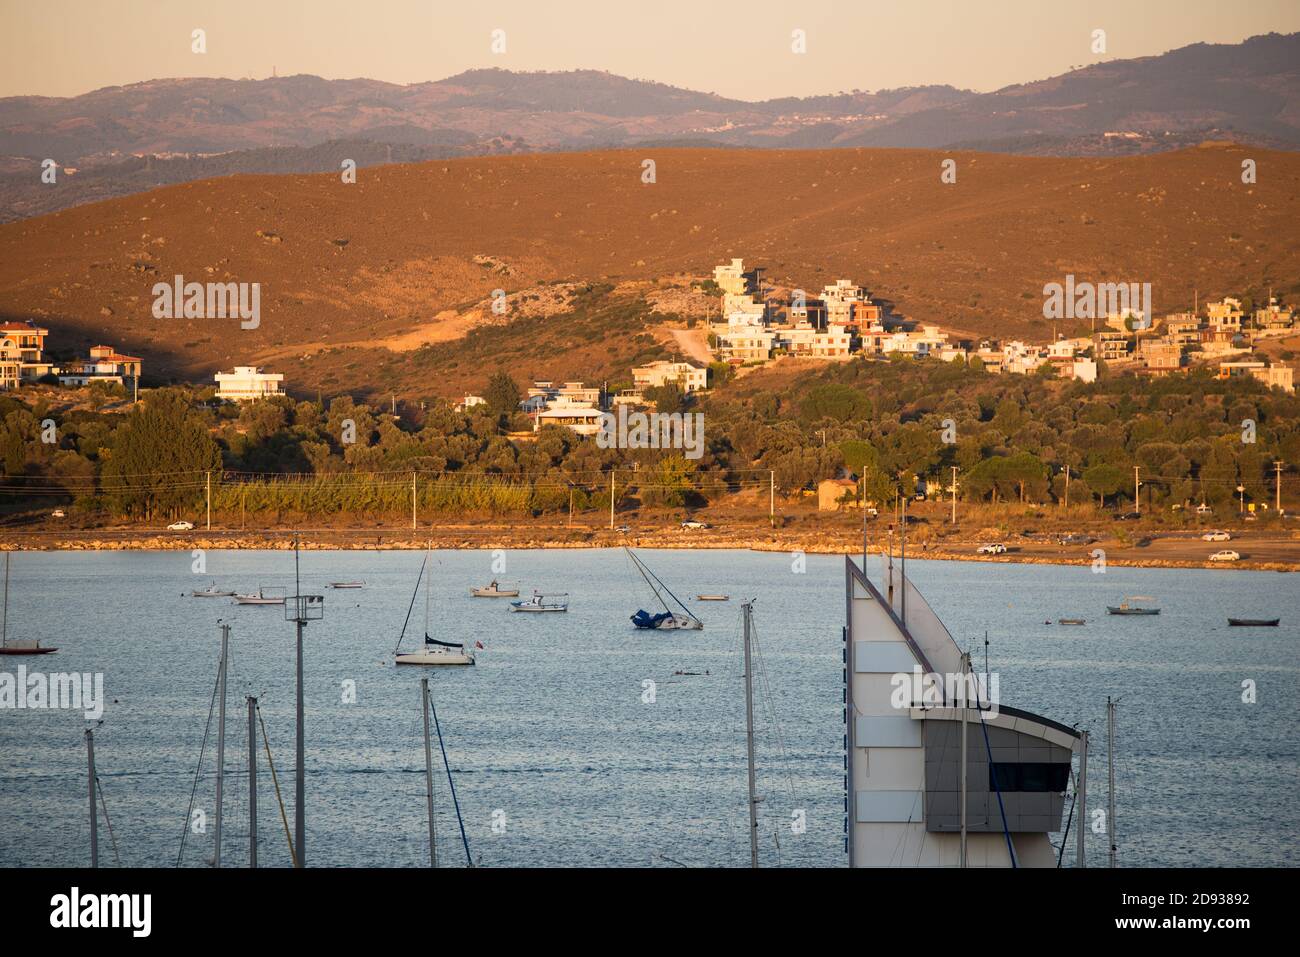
[1201,530,1231,542]
[51,509,65,518]
[167,521,195,531]
[976,543,1007,555]
[1208,550,1240,562]
[680,520,709,530]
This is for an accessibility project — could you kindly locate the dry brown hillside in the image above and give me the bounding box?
[0,145,1295,399]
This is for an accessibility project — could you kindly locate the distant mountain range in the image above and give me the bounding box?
[1,31,1297,221]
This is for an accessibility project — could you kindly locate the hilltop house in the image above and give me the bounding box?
[0,320,54,385]
[58,345,143,387]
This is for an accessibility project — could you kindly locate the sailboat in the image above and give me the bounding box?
[626,548,702,630]
[0,552,57,655]
[395,546,475,666]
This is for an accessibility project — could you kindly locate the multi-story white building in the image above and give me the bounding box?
[215,366,285,401]
[632,361,707,393]
[58,345,143,387]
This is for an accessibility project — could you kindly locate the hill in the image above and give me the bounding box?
[0,144,1296,401]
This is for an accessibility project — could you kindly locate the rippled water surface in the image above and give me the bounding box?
[1,548,1296,867]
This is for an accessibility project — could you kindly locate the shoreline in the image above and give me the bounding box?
[4,526,1297,572]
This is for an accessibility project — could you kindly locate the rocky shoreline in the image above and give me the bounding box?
[3,527,1297,572]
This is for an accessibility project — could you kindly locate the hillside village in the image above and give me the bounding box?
[451,258,1296,437]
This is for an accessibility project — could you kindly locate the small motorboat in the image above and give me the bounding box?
[1058,618,1086,626]
[509,591,568,613]
[1228,618,1280,627]
[329,580,366,589]
[696,595,730,602]
[233,587,286,606]
[471,580,520,598]
[192,581,236,598]
[1107,596,1160,616]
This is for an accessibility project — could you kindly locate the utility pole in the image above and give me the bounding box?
[1133,466,1141,515]
[950,466,958,525]
[742,600,760,869]
[769,470,775,527]
[568,485,574,529]
[214,623,229,867]
[421,678,438,868]
[288,539,323,868]
[1076,730,1088,868]
[248,695,258,868]
[1107,697,1117,869]
[1276,461,1285,515]
[1064,464,1071,509]
[609,470,615,530]
[86,729,98,869]
[411,471,417,530]
[206,471,212,530]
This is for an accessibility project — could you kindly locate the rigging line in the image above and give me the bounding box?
[428,695,473,867]
[1058,765,1080,868]
[176,660,222,867]
[638,552,697,620]
[748,614,797,809]
[392,550,429,657]
[255,702,298,868]
[975,702,1017,868]
[95,775,123,867]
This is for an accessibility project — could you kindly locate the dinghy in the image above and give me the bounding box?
[1227,618,1280,627]
[329,580,366,589]
[626,548,702,631]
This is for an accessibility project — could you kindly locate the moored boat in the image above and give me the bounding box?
[471,580,519,598]
[329,580,366,589]
[1228,617,1280,627]
[394,545,475,666]
[696,594,730,602]
[192,581,236,597]
[0,553,57,655]
[626,548,702,631]
[1058,618,1086,625]
[233,587,286,605]
[1107,596,1160,615]
[509,591,568,613]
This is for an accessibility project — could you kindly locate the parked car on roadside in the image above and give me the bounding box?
[50,509,65,518]
[167,521,195,531]
[1195,504,1214,516]
[1201,530,1231,542]
[1208,550,1240,562]
[681,520,709,530]
[1116,511,1141,521]
[976,543,1007,555]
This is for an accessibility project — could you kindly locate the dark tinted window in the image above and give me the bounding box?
[989,762,1070,792]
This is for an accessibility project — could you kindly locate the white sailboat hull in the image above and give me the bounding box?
[396,650,475,666]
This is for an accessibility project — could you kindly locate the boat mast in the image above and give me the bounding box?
[742,600,759,868]
[248,694,258,868]
[960,650,969,868]
[425,541,432,638]
[86,728,98,868]
[214,622,229,867]
[1076,730,1088,867]
[2,551,8,647]
[1107,697,1117,868]
[421,678,438,868]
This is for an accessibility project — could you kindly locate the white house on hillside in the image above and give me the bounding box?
[215,366,285,401]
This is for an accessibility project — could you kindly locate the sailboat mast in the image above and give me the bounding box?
[425,542,432,636]
[421,678,438,868]
[86,728,98,868]
[1108,697,1117,868]
[742,601,759,868]
[627,549,670,615]
[214,623,229,868]
[2,551,8,647]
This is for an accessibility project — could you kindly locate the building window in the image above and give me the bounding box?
[989,762,1070,792]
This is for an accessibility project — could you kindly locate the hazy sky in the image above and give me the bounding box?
[2,0,1297,100]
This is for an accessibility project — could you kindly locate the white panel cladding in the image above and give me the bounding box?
[854,641,920,673]
[856,789,924,823]
[855,715,924,748]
